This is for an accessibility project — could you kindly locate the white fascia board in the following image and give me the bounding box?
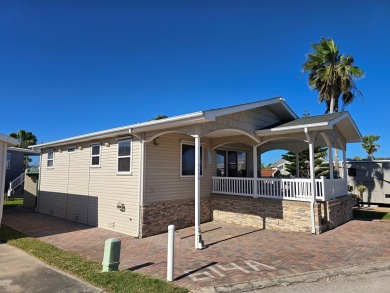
[330,112,363,142]
[203,97,286,120]
[30,112,206,150]
[0,133,18,146]
[255,122,330,136]
[279,99,298,119]
[7,147,40,155]
[130,112,206,133]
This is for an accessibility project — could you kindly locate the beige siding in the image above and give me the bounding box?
[144,133,212,204]
[213,107,280,133]
[39,138,140,236]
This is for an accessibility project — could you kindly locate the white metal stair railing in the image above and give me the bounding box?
[7,173,25,197]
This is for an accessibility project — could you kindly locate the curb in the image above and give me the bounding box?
[191,260,390,293]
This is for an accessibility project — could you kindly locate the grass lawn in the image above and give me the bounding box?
[3,198,24,209]
[353,208,390,221]
[0,225,188,293]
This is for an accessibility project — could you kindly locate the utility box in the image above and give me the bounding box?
[102,238,121,272]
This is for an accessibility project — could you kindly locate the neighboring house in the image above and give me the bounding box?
[0,133,18,225]
[342,159,390,205]
[260,169,279,177]
[31,98,362,245]
[269,159,289,176]
[5,147,40,195]
[269,157,330,177]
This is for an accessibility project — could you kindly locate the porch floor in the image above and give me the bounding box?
[3,208,390,291]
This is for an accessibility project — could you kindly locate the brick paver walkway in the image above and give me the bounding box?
[3,208,390,290]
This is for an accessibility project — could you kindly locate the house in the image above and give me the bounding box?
[5,147,40,196]
[269,159,289,176]
[30,98,362,247]
[341,159,390,205]
[0,133,18,225]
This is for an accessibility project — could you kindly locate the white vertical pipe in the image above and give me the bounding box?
[252,146,258,197]
[309,141,316,234]
[0,143,7,225]
[167,225,175,282]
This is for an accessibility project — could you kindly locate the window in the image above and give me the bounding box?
[6,153,11,169]
[117,140,131,173]
[91,144,101,167]
[68,147,76,153]
[216,149,247,177]
[47,151,54,167]
[181,142,203,176]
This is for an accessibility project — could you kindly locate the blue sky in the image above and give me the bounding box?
[1,0,389,164]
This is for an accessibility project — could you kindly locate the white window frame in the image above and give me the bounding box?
[117,139,132,175]
[6,153,11,169]
[90,143,101,167]
[47,150,54,168]
[180,141,203,178]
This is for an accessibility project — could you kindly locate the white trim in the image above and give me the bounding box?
[180,141,203,178]
[30,97,296,150]
[117,139,132,174]
[47,150,54,169]
[90,143,101,167]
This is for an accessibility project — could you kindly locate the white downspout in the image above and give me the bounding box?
[35,150,43,212]
[137,136,145,238]
[305,128,316,234]
[0,143,7,225]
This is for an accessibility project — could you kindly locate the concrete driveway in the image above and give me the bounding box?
[2,208,390,291]
[0,242,101,293]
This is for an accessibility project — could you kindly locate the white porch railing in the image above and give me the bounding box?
[212,177,347,202]
[7,173,25,197]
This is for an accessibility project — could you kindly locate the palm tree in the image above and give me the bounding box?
[10,129,37,148]
[303,38,364,173]
[10,129,38,169]
[303,38,364,113]
[362,135,380,159]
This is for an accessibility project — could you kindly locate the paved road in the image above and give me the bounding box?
[0,242,102,293]
[256,269,390,293]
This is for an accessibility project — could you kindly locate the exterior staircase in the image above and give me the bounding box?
[7,173,25,197]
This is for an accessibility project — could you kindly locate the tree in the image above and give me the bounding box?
[352,156,362,161]
[9,129,38,169]
[361,135,380,159]
[10,129,37,149]
[303,37,364,113]
[303,38,364,173]
[282,147,329,178]
[151,114,168,120]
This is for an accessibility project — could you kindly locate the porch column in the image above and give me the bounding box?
[328,146,334,179]
[305,128,316,234]
[308,141,316,234]
[194,134,204,249]
[295,153,299,177]
[253,146,258,197]
[342,148,347,179]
